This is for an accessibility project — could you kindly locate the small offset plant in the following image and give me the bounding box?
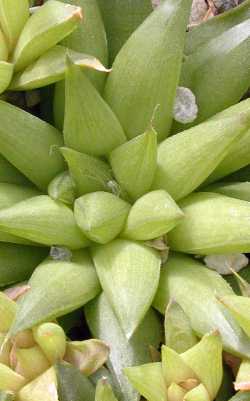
[0,0,249,400]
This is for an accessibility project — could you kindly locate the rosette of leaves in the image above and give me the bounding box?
[0,0,248,400]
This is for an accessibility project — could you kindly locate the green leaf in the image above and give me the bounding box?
[74,192,130,244]
[0,100,64,190]
[104,0,192,141]
[61,147,113,196]
[161,346,197,386]
[64,64,126,157]
[235,359,250,391]
[185,0,250,55]
[0,62,13,95]
[164,300,198,353]
[152,113,250,201]
[85,293,163,401]
[9,249,100,337]
[203,182,250,203]
[56,362,95,401]
[204,99,250,184]
[0,363,26,393]
[92,239,161,338]
[0,292,17,332]
[122,189,183,240]
[153,252,250,358]
[0,155,31,186]
[48,171,76,206]
[182,332,223,400]
[219,295,250,338]
[110,129,157,201]
[176,19,250,128]
[97,0,152,64]
[167,383,186,401]
[10,45,109,91]
[0,243,47,288]
[17,367,58,401]
[95,378,118,401]
[229,393,250,401]
[12,0,82,72]
[0,0,29,51]
[215,366,234,401]
[184,384,210,401]
[224,165,250,183]
[0,195,89,249]
[125,363,167,401]
[62,0,107,88]
[0,183,40,210]
[168,192,250,254]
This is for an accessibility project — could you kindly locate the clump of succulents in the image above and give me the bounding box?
[0,0,249,400]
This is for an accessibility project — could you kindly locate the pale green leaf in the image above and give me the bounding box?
[0,0,29,50]
[92,239,161,338]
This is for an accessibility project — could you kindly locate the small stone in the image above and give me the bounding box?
[173,87,198,124]
[50,246,72,261]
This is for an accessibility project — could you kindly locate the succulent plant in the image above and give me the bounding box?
[0,0,249,400]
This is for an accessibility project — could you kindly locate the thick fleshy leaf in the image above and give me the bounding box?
[203,182,250,203]
[64,339,109,375]
[61,147,113,196]
[74,192,130,244]
[64,65,126,157]
[110,129,157,201]
[95,378,118,401]
[0,62,13,95]
[125,363,167,401]
[235,359,250,391]
[0,195,89,249]
[12,0,82,72]
[152,113,250,201]
[97,0,152,64]
[8,250,100,336]
[205,99,250,183]
[85,293,163,401]
[56,363,95,401]
[185,0,250,55]
[168,192,250,254]
[0,183,40,210]
[0,243,47,288]
[12,346,50,381]
[104,0,192,141]
[122,190,183,240]
[219,295,250,338]
[54,0,108,130]
[175,19,250,129]
[161,346,197,386]
[164,301,198,353]
[33,323,66,364]
[184,384,210,401]
[215,366,234,401]
[92,239,161,338]
[0,0,29,51]
[167,383,187,401]
[17,367,58,401]
[0,155,31,186]
[0,292,16,332]
[0,364,26,392]
[228,393,250,401]
[153,253,250,358]
[181,332,223,400]
[48,171,76,206]
[10,45,109,91]
[0,100,64,190]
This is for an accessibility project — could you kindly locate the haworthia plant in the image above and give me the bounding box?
[153,253,250,358]
[9,250,101,336]
[91,239,161,338]
[104,0,192,141]
[64,64,126,157]
[85,293,163,401]
[0,100,64,190]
